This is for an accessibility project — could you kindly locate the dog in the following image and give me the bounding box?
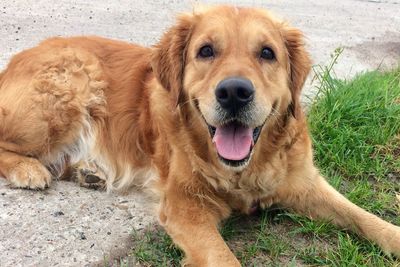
[0,5,399,266]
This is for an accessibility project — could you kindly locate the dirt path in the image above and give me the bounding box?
[0,0,399,266]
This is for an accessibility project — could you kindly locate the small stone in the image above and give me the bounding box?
[79,232,86,240]
[53,211,64,217]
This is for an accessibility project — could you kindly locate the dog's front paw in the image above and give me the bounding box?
[379,224,400,258]
[8,160,51,189]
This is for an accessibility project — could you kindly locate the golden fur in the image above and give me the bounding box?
[0,6,399,266]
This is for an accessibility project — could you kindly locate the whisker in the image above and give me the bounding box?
[178,96,209,106]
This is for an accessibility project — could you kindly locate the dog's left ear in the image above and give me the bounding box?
[151,14,194,106]
[282,25,312,118]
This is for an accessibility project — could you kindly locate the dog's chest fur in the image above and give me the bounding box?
[228,168,286,213]
[200,154,288,214]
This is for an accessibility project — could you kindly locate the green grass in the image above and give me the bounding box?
[126,55,400,266]
[131,226,182,266]
[309,51,400,227]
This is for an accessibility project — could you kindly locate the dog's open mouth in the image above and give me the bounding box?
[207,121,262,166]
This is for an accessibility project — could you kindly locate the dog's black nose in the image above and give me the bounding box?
[215,77,254,114]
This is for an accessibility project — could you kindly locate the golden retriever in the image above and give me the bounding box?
[0,5,399,266]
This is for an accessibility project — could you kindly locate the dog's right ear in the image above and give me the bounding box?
[281,25,312,119]
[151,14,194,106]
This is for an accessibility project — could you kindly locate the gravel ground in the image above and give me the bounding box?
[0,0,399,266]
[0,180,155,266]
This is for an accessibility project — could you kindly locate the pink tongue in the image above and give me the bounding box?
[212,124,253,161]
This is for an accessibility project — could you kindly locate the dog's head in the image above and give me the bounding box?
[152,6,311,170]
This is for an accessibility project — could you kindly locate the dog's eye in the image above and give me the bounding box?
[198,45,214,58]
[260,47,275,60]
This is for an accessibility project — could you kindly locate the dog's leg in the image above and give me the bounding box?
[159,186,240,267]
[280,174,400,257]
[0,149,51,189]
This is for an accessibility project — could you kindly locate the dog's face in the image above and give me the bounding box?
[152,6,311,170]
